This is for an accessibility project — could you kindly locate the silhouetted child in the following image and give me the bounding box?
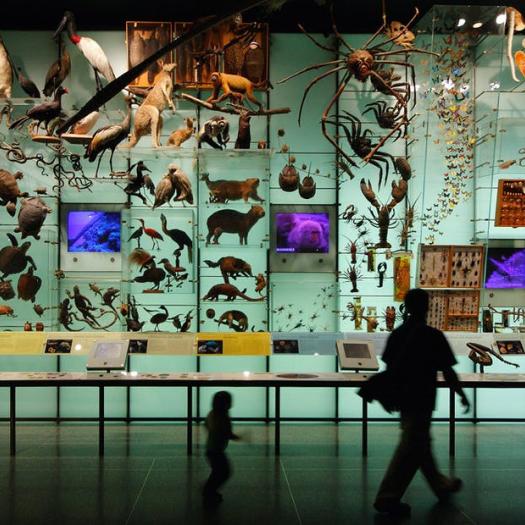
[203,391,239,506]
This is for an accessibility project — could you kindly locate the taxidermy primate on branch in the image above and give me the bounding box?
[207,71,264,110]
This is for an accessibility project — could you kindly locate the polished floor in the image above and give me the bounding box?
[0,422,523,524]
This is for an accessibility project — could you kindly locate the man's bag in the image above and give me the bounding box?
[357,370,401,414]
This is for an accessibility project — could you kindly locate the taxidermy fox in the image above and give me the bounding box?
[128,63,176,148]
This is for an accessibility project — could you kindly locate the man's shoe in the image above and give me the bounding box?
[437,477,463,501]
[374,500,412,517]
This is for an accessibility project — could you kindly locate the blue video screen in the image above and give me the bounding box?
[67,211,121,253]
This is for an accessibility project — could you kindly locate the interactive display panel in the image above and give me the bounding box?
[87,340,129,370]
[336,340,379,371]
[485,247,525,289]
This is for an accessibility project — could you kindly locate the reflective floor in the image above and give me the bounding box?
[0,422,523,524]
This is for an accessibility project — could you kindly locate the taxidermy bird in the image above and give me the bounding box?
[159,258,186,277]
[54,11,116,91]
[144,305,169,331]
[128,227,144,249]
[43,42,71,97]
[133,260,166,291]
[160,213,193,262]
[69,110,100,135]
[9,86,67,134]
[15,67,40,98]
[84,102,131,175]
[0,35,13,98]
[136,218,163,250]
[128,247,154,268]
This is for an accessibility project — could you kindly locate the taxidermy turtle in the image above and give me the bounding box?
[17,266,42,302]
[0,169,26,216]
[0,280,15,300]
[0,233,35,279]
[15,197,51,239]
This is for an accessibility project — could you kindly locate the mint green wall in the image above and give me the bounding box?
[0,5,524,421]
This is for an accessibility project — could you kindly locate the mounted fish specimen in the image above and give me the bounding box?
[85,100,131,176]
[160,213,193,261]
[15,197,51,240]
[201,173,264,203]
[9,86,68,136]
[0,169,27,217]
[167,117,195,147]
[0,35,13,98]
[197,116,230,149]
[206,205,265,244]
[128,63,177,148]
[43,42,71,97]
[0,233,36,280]
[54,11,116,91]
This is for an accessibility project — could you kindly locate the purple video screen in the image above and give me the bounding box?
[275,212,330,253]
[485,247,525,289]
[67,211,121,253]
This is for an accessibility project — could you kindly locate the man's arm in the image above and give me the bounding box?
[442,367,470,413]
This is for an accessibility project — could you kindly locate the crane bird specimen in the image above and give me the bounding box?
[84,102,131,176]
[53,11,116,91]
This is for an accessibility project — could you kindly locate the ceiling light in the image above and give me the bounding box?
[496,13,507,24]
[473,22,483,29]
[457,18,466,27]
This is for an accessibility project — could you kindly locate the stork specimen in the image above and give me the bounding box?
[84,103,131,176]
[9,86,67,134]
[54,11,116,91]
[43,42,71,97]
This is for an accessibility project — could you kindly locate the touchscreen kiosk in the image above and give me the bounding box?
[87,340,129,371]
[336,340,379,371]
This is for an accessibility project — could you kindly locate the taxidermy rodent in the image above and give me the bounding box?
[201,174,264,203]
[128,63,176,148]
[206,205,265,245]
[166,117,195,147]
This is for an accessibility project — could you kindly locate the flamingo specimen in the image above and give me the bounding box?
[137,219,163,250]
[54,11,115,91]
[84,102,131,176]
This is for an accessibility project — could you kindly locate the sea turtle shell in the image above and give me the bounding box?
[0,237,31,277]
[0,169,23,203]
[17,268,42,302]
[16,197,51,240]
[0,280,15,300]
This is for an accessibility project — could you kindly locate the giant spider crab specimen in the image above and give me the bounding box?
[278,7,438,169]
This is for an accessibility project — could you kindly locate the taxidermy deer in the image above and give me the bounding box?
[507,7,525,81]
[128,63,176,147]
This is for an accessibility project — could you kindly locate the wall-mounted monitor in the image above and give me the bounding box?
[270,205,336,272]
[60,204,123,272]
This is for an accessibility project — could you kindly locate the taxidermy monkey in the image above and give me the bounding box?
[166,117,195,147]
[207,71,263,110]
[507,7,525,81]
[198,116,230,149]
[128,63,176,147]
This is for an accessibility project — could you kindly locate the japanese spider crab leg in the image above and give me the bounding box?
[298,65,347,124]
[376,59,417,106]
[330,5,354,52]
[277,59,345,84]
[321,73,358,169]
[363,116,413,164]
[362,20,387,49]
[375,48,441,58]
[297,24,344,55]
[369,69,408,107]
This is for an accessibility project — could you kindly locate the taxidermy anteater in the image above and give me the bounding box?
[201,174,264,203]
[206,205,265,245]
[203,283,264,301]
[204,256,253,283]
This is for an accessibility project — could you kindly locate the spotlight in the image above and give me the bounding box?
[457,18,466,27]
[472,22,483,29]
[496,13,507,25]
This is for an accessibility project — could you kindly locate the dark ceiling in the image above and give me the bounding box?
[0,1,513,33]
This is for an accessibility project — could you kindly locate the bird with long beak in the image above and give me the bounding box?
[54,11,115,91]
[43,42,71,97]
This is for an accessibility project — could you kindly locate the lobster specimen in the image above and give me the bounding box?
[360,176,407,248]
[341,264,362,293]
[277,6,438,168]
[385,306,396,331]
